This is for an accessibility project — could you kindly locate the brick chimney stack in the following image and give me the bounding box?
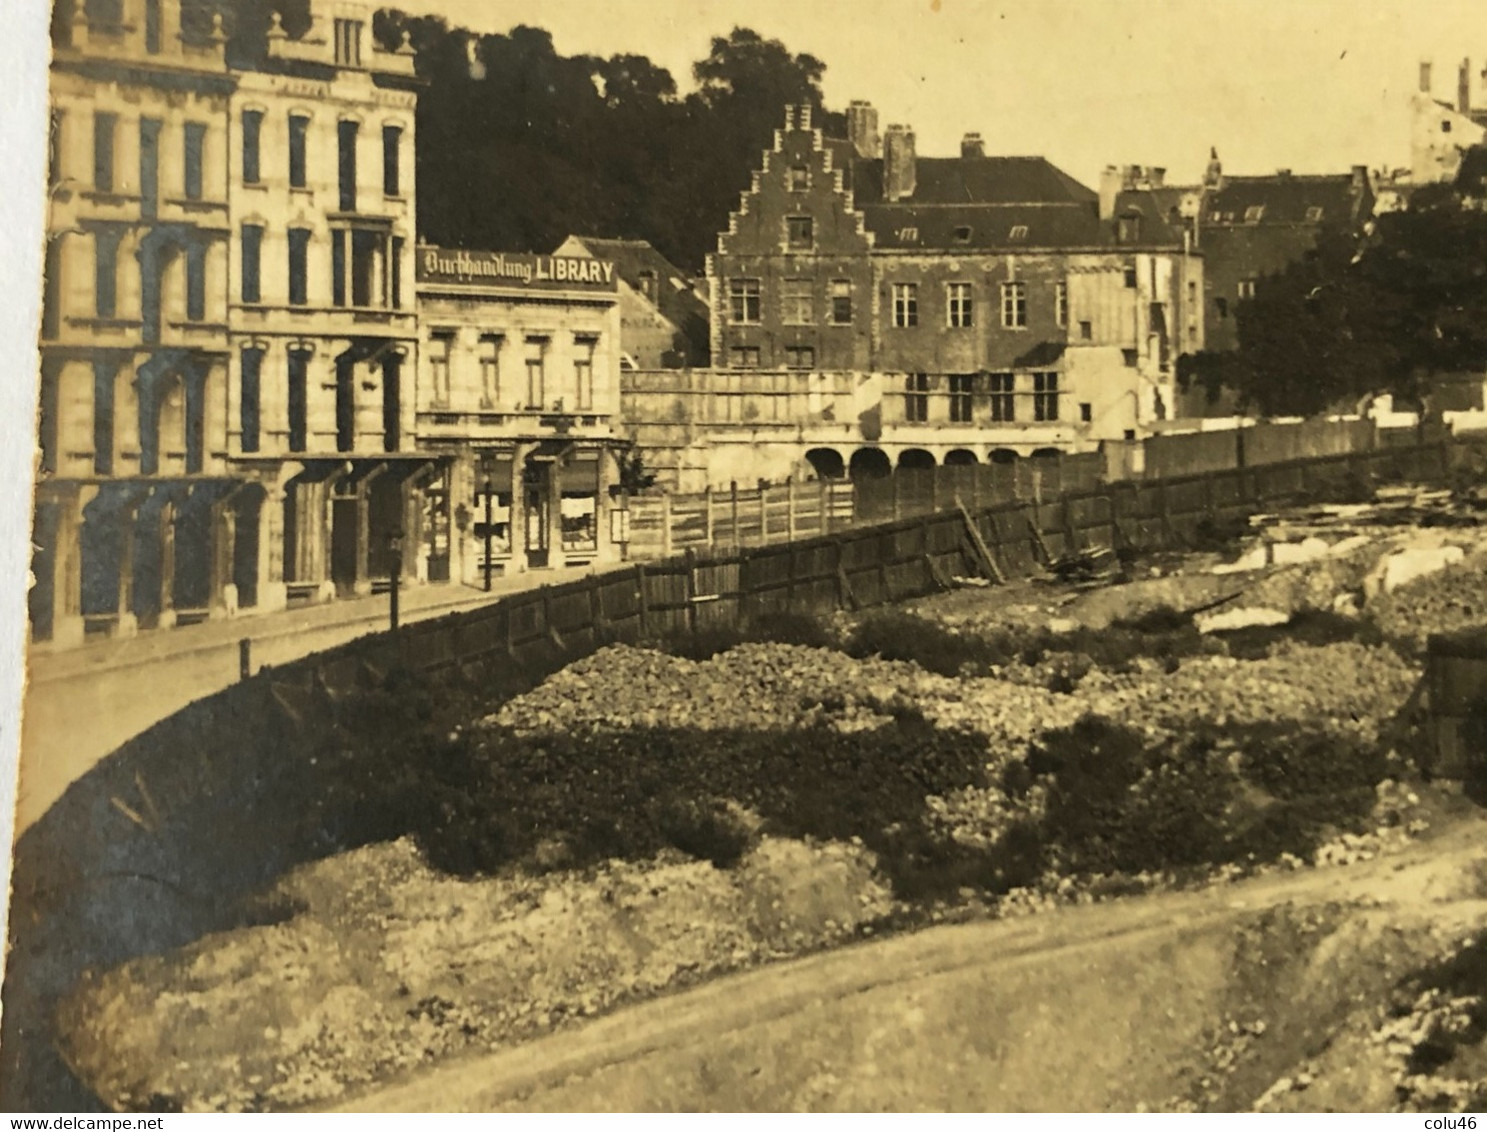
[960,132,985,159]
[1098,165,1122,221]
[847,100,881,159]
[1420,59,1433,94]
[1460,58,1473,114]
[883,124,917,202]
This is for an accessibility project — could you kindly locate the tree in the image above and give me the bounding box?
[1181,194,1487,417]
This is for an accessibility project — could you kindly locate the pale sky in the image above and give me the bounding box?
[386,0,1487,188]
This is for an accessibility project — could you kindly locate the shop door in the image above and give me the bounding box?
[524,463,550,570]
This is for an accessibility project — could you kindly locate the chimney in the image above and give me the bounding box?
[1420,59,1433,94]
[1351,164,1370,194]
[1276,168,1292,178]
[1150,167,1167,189]
[960,132,985,159]
[1204,146,1224,191]
[1099,165,1122,221]
[1460,58,1472,114]
[847,100,881,159]
[883,124,917,202]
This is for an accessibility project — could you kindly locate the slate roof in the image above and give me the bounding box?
[1202,175,1367,227]
[859,189,1189,252]
[564,235,710,355]
[849,155,1097,206]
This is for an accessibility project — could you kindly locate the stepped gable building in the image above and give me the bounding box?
[556,235,710,369]
[227,4,432,605]
[415,245,627,581]
[706,102,1204,451]
[35,0,241,646]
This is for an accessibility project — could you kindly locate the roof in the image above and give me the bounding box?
[860,189,1189,252]
[1203,174,1366,226]
[849,155,1097,206]
[563,235,710,354]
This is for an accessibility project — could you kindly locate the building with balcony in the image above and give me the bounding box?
[415,246,627,582]
[693,102,1204,482]
[34,0,241,646]
[225,4,433,605]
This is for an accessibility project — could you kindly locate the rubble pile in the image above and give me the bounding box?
[58,835,896,1113]
[1369,549,1487,647]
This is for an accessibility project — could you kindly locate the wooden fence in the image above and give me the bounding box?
[624,479,856,560]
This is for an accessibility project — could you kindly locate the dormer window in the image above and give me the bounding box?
[953,225,973,244]
[334,18,364,67]
[637,269,658,302]
[1008,224,1029,241]
[1244,205,1265,222]
[1117,213,1141,244]
[1305,205,1324,222]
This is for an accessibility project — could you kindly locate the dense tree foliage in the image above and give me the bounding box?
[1180,189,1487,417]
[366,14,840,270]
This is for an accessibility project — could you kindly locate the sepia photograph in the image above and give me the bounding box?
[4,0,1487,1114]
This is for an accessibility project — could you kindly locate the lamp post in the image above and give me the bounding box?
[482,474,494,592]
[389,529,403,631]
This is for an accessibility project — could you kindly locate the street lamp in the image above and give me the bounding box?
[482,474,494,592]
[388,529,404,631]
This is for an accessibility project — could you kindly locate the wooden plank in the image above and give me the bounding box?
[956,498,1005,584]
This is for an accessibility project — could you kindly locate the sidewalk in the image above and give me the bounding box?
[27,563,629,685]
[16,562,632,834]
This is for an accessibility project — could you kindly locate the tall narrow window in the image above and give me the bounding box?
[382,125,402,196]
[478,335,501,405]
[337,120,358,212]
[241,224,263,304]
[390,236,404,308]
[42,239,62,340]
[139,118,161,218]
[428,333,451,405]
[92,361,115,474]
[287,349,308,451]
[830,279,852,324]
[989,373,1015,422]
[242,110,263,185]
[947,282,973,328]
[186,242,206,322]
[288,114,308,189]
[782,278,812,325]
[904,373,930,422]
[1034,372,1060,422]
[288,228,310,306]
[331,230,346,307]
[728,278,760,323]
[892,282,918,327]
[184,122,207,201]
[949,374,974,422]
[93,112,116,192]
[525,338,546,408]
[1000,281,1027,328]
[240,346,263,453]
[1055,280,1068,328]
[144,0,162,52]
[48,110,64,188]
[94,230,119,318]
[574,337,596,410]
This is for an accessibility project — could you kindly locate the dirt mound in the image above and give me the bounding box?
[57,835,895,1113]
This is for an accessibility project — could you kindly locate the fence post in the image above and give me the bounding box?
[759,484,768,544]
[636,562,650,636]
[704,485,715,546]
[731,480,740,552]
[892,472,902,522]
[684,548,697,633]
[239,638,251,682]
[818,478,829,535]
[787,478,798,541]
[930,468,941,514]
[661,491,674,559]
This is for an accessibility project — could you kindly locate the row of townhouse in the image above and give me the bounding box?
[33,0,634,648]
